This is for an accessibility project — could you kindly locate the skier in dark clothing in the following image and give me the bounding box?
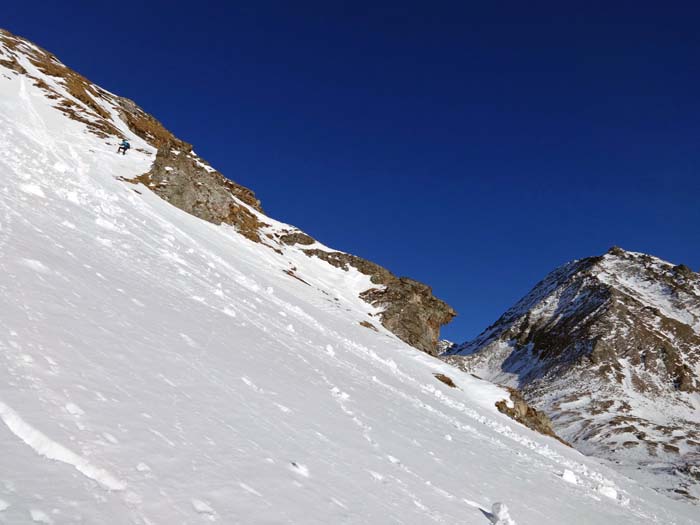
[117,139,131,155]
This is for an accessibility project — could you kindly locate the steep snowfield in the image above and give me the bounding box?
[1,41,699,524]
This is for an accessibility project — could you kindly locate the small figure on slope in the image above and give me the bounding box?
[117,138,131,155]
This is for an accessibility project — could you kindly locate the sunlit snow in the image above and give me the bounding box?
[0,36,698,524]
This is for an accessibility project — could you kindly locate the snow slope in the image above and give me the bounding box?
[1,34,699,524]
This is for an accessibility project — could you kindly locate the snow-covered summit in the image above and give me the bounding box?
[446,247,700,500]
[1,28,698,523]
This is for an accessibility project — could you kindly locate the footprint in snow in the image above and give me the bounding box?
[561,469,578,484]
[64,403,84,416]
[191,499,216,519]
[53,161,69,173]
[240,377,264,393]
[289,462,309,477]
[29,509,52,524]
[120,492,142,509]
[368,470,384,482]
[95,217,118,231]
[239,482,262,497]
[597,484,628,505]
[19,184,46,198]
[102,432,119,444]
[179,333,198,348]
[19,258,50,274]
[331,497,348,509]
[158,374,177,387]
[221,307,236,318]
[330,387,349,400]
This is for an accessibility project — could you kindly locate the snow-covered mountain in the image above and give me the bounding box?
[0,30,455,358]
[1,28,698,523]
[445,247,700,501]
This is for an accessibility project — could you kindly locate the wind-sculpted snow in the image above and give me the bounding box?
[0,400,126,491]
[1,34,699,525]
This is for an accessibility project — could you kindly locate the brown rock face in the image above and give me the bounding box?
[304,249,456,355]
[494,388,569,446]
[278,232,316,246]
[433,373,457,388]
[360,278,455,355]
[131,148,265,242]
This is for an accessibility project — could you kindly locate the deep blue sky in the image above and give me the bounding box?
[5,2,700,341]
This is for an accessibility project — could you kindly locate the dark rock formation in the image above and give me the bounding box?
[132,148,265,242]
[278,232,315,246]
[434,373,457,388]
[360,279,455,356]
[494,388,569,446]
[304,249,456,355]
[359,320,379,331]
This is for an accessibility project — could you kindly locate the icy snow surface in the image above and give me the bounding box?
[0,43,698,524]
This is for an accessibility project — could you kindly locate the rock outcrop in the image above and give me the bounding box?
[494,388,569,446]
[302,249,456,354]
[132,148,265,242]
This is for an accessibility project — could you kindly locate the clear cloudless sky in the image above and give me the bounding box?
[4,1,700,341]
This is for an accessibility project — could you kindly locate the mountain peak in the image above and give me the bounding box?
[606,245,628,256]
[446,248,700,499]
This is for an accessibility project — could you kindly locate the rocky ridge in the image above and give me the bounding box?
[0,28,454,355]
[444,247,700,499]
[298,249,456,355]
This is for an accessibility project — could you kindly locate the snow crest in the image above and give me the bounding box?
[0,401,125,491]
